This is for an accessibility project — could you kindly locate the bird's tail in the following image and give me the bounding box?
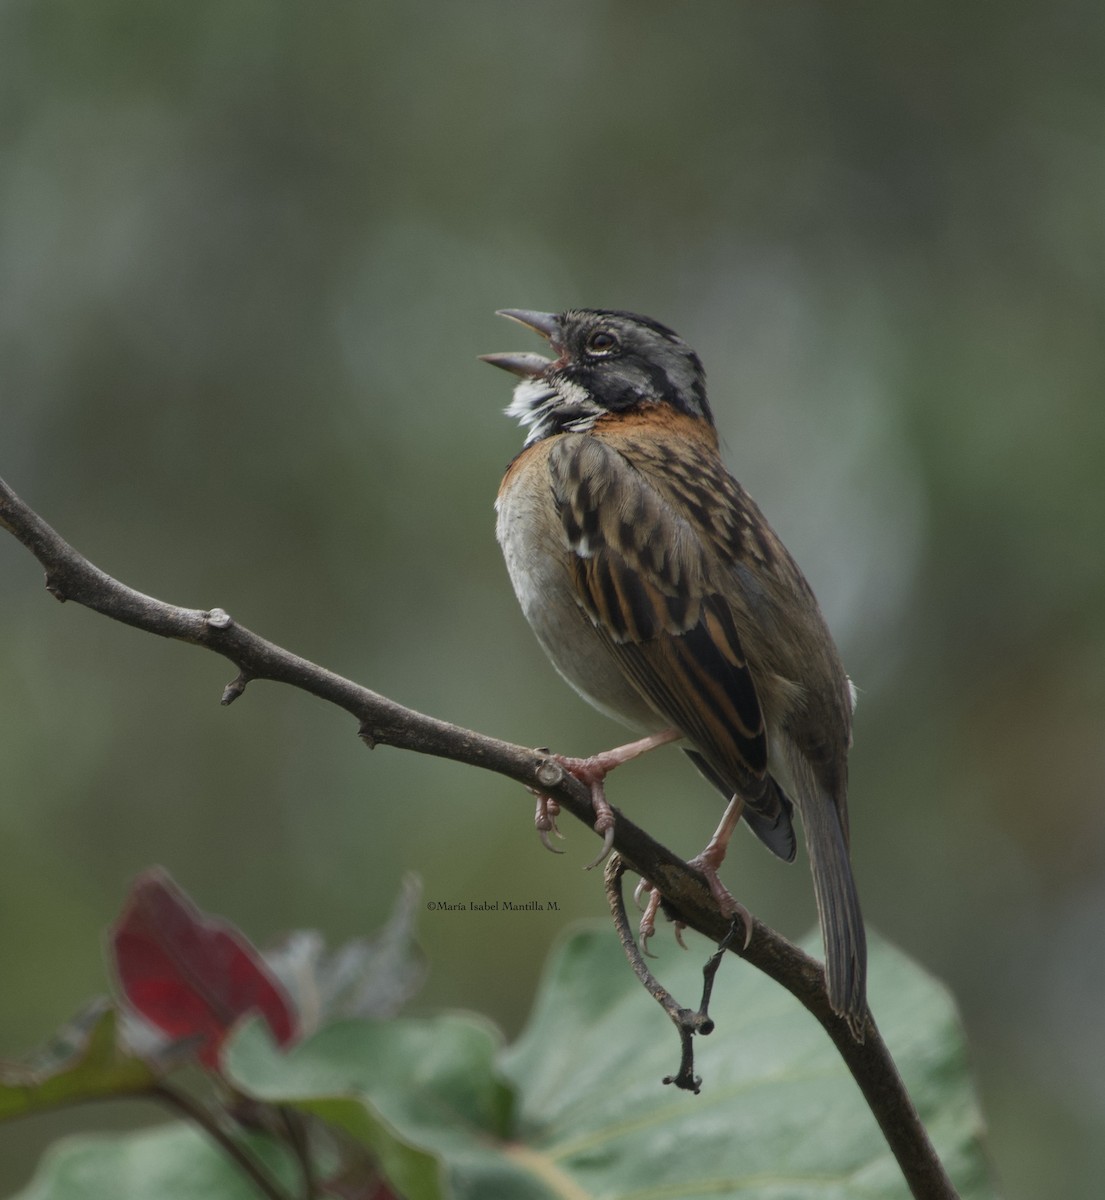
[800,790,867,1038]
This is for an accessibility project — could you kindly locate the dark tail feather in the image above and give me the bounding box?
[800,790,867,1037]
[682,749,797,863]
[742,776,797,863]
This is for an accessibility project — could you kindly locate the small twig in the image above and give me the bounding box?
[154,1083,294,1200]
[697,916,745,1027]
[0,473,960,1200]
[604,855,712,1092]
[605,856,747,1093]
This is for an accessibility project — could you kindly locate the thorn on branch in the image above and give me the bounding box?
[358,724,378,749]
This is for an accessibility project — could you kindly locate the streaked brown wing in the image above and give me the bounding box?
[548,434,770,803]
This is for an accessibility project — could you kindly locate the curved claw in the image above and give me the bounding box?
[732,901,754,950]
[534,794,563,855]
[633,877,652,911]
[583,821,616,871]
[639,889,661,957]
[538,828,566,855]
[639,921,658,959]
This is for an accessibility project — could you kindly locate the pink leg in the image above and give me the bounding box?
[687,793,745,892]
[534,728,682,867]
[562,727,684,779]
[639,793,753,951]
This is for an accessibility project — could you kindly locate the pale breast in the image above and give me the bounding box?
[496,449,663,732]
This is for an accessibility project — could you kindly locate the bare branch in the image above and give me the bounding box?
[0,474,959,1200]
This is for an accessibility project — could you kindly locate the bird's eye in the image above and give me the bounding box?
[585,329,619,356]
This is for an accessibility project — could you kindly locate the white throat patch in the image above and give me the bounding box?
[506,377,604,445]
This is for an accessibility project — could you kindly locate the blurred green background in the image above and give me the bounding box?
[1,1,1101,1195]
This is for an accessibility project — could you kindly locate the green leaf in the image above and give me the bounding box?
[223,1013,519,1200]
[225,925,994,1200]
[499,926,994,1200]
[12,928,996,1200]
[11,1122,296,1200]
[0,1002,156,1121]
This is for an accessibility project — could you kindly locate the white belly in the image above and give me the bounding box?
[496,481,662,731]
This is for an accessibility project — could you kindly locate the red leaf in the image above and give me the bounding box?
[109,867,298,1069]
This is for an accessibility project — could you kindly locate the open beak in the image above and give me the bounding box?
[495,309,560,339]
[478,351,551,378]
[479,309,560,377]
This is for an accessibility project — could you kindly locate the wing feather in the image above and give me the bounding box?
[549,433,792,846]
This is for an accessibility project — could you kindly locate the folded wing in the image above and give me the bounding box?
[548,434,796,860]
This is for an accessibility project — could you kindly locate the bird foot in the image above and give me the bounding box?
[685,850,753,950]
[530,760,613,864]
[534,794,565,854]
[549,728,681,869]
[546,753,616,869]
[636,851,753,954]
[637,886,691,954]
[530,729,680,867]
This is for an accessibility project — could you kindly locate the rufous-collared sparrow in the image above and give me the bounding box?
[482,308,867,1033]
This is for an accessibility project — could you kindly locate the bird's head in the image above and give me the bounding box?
[481,308,712,445]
